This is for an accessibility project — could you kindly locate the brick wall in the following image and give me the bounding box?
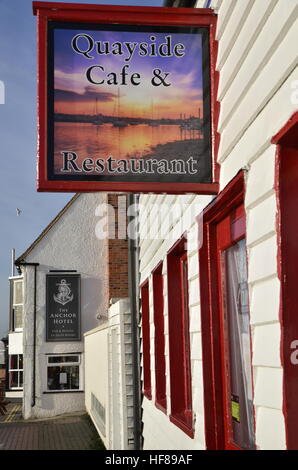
[107,194,129,300]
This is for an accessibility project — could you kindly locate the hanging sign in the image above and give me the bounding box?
[33,3,219,194]
[46,274,81,342]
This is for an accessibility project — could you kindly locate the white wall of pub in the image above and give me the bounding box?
[139,0,298,450]
[22,193,108,419]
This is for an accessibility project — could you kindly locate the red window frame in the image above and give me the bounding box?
[167,237,193,438]
[141,280,151,400]
[273,111,298,450]
[152,262,167,413]
[217,205,255,450]
[198,171,255,449]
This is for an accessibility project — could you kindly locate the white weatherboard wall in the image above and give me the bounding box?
[85,299,134,450]
[22,193,109,419]
[85,324,109,449]
[139,0,297,450]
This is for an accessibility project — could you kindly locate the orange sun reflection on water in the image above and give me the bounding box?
[54,121,197,174]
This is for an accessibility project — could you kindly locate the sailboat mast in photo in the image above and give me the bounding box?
[113,88,127,128]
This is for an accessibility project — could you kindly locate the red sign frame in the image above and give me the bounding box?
[33,2,219,194]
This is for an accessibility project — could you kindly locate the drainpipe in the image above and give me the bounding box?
[15,261,39,408]
[128,193,142,450]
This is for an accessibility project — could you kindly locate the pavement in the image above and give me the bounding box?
[0,403,104,450]
[0,402,23,423]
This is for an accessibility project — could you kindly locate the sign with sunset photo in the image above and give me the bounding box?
[40,9,216,193]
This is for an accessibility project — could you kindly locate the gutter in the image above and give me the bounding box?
[163,0,197,7]
[128,193,142,450]
[15,261,40,408]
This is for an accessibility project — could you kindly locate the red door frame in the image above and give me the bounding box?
[198,171,247,450]
[272,111,298,450]
[216,204,249,450]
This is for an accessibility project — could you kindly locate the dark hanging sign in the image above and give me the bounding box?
[33,2,219,194]
[46,274,81,342]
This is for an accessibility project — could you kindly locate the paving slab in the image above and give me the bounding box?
[0,412,104,450]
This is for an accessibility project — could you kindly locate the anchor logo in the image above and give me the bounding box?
[53,279,74,306]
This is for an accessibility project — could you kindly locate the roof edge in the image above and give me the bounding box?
[15,193,80,264]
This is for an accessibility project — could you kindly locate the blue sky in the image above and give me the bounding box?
[0,0,163,339]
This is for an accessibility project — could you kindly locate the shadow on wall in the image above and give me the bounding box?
[82,276,109,330]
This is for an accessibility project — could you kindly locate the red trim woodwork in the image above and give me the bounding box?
[216,206,250,450]
[274,111,298,450]
[167,237,194,438]
[272,111,298,147]
[198,171,246,450]
[36,181,219,195]
[33,2,215,18]
[33,2,220,194]
[141,281,152,400]
[152,263,167,414]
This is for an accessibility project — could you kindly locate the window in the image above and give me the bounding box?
[167,237,193,437]
[220,236,254,449]
[11,278,23,331]
[9,355,23,389]
[152,263,166,412]
[141,281,151,400]
[47,355,81,391]
[199,171,255,450]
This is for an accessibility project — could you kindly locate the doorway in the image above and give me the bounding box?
[199,171,255,450]
[274,111,298,450]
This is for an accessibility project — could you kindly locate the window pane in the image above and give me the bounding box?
[48,356,79,364]
[69,366,80,389]
[14,305,23,329]
[10,355,18,370]
[10,371,19,388]
[47,366,79,390]
[224,239,254,450]
[13,280,23,304]
[19,371,23,388]
[19,355,23,369]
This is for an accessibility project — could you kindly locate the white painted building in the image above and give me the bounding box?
[7,189,134,450]
[85,298,135,450]
[139,0,298,451]
[12,193,110,419]
[8,190,134,450]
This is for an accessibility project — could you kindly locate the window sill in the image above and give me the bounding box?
[43,390,84,394]
[155,400,167,414]
[143,390,152,400]
[170,414,194,439]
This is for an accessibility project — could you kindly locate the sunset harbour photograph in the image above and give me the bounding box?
[51,24,211,181]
